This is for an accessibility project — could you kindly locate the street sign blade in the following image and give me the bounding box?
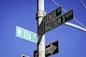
[41,7,62,25]
[38,10,73,35]
[16,26,38,43]
[38,7,62,35]
[34,41,59,57]
[44,10,73,33]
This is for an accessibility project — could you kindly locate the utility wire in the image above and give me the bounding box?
[80,0,86,9]
[51,0,86,29]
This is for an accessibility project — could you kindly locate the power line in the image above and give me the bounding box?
[51,0,86,29]
[80,0,86,9]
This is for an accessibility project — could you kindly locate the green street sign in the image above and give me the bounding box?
[38,10,73,36]
[16,26,38,43]
[40,7,62,25]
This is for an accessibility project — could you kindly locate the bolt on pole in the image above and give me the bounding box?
[36,0,46,57]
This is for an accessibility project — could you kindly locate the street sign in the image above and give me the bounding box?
[16,26,38,43]
[34,41,59,57]
[38,10,73,36]
[40,7,62,26]
[21,54,30,57]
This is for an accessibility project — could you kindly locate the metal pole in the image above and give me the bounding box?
[36,0,46,57]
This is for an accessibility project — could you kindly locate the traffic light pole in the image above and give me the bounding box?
[36,0,46,57]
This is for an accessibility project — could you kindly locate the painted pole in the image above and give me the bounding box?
[36,0,46,57]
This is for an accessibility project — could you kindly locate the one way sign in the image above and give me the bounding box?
[34,40,59,57]
[46,44,57,56]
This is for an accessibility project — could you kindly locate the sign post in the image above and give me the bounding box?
[36,0,46,57]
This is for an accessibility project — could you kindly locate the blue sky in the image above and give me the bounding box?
[0,0,86,57]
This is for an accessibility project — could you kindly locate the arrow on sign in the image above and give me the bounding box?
[50,44,57,55]
[46,44,57,55]
[34,40,59,57]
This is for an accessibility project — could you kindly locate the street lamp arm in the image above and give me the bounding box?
[65,22,86,32]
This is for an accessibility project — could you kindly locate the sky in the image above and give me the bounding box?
[0,0,86,57]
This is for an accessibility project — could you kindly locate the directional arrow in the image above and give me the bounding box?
[34,40,59,57]
[50,44,57,55]
[46,44,57,55]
